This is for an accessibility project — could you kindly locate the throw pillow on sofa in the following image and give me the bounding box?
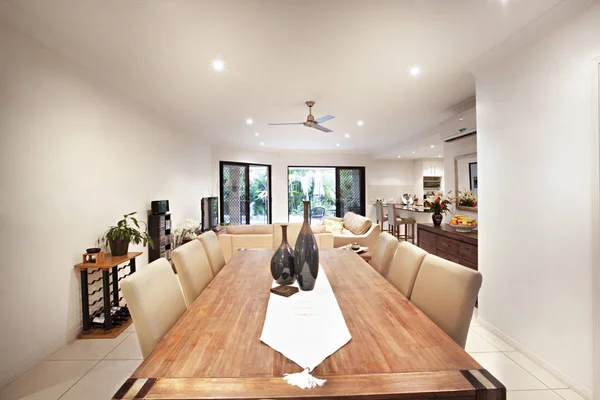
[343,212,372,235]
[323,218,344,234]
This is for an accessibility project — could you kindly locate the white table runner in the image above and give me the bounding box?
[260,267,352,389]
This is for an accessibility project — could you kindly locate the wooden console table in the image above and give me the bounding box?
[74,252,142,337]
[417,223,478,271]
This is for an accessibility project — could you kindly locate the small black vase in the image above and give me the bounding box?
[432,212,443,226]
[271,224,295,285]
[294,200,319,291]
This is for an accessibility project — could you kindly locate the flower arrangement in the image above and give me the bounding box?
[424,192,454,215]
[458,190,478,208]
[173,219,201,247]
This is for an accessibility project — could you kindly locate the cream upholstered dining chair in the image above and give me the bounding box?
[197,231,226,276]
[369,232,399,276]
[375,200,388,232]
[385,241,428,298]
[410,254,482,348]
[121,258,187,358]
[171,240,214,307]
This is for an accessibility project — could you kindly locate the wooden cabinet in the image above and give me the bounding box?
[417,223,478,271]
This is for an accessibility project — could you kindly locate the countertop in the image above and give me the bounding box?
[394,205,430,213]
[417,223,478,244]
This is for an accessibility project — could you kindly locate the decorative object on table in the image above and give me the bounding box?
[270,285,299,297]
[294,200,319,291]
[423,192,454,226]
[271,224,296,285]
[98,212,153,257]
[173,219,201,247]
[449,214,478,232]
[457,190,478,208]
[401,194,413,205]
[82,250,105,264]
[413,196,419,206]
[350,242,360,250]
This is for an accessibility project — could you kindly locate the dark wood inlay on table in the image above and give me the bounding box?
[117,248,501,400]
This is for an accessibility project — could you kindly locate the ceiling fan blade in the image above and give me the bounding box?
[315,115,334,124]
[268,122,305,125]
[312,124,333,133]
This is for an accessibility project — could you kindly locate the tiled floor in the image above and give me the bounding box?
[0,316,585,400]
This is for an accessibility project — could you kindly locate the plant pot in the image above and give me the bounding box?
[432,212,443,226]
[109,239,130,256]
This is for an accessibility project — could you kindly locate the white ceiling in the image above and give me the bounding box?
[0,0,596,158]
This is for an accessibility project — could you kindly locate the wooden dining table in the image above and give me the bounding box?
[114,249,504,400]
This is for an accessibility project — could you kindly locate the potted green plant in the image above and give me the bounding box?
[98,212,154,256]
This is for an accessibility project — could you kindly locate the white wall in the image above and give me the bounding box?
[476,4,600,394]
[211,146,414,222]
[0,22,212,387]
[443,135,478,220]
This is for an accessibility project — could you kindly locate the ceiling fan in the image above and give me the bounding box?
[269,101,335,133]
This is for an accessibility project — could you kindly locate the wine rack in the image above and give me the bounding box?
[74,252,142,337]
[148,212,172,263]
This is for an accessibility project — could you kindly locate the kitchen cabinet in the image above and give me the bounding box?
[423,160,443,177]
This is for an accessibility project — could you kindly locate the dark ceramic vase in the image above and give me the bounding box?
[294,200,319,291]
[109,239,129,256]
[270,224,296,285]
[432,212,443,226]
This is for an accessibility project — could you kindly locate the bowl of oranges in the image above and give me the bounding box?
[449,215,478,232]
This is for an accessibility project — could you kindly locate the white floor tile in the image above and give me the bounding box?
[505,352,568,389]
[507,390,564,400]
[471,326,515,351]
[554,389,587,400]
[0,361,97,400]
[465,329,499,353]
[59,360,141,400]
[47,334,129,361]
[105,333,143,360]
[124,323,135,334]
[470,352,547,390]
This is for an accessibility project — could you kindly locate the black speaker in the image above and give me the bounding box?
[151,200,169,215]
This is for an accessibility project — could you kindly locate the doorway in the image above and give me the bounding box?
[219,161,272,225]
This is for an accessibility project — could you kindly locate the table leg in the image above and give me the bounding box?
[102,270,113,331]
[130,258,136,274]
[80,270,90,332]
[112,267,119,307]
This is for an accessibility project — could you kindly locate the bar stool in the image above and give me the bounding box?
[386,203,401,237]
[397,218,416,244]
[375,200,388,232]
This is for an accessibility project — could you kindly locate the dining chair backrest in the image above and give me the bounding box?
[171,240,214,307]
[411,254,482,348]
[386,203,398,228]
[386,241,428,297]
[370,232,399,276]
[197,231,226,276]
[375,200,383,221]
[121,258,187,358]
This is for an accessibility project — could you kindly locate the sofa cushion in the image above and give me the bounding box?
[323,218,344,234]
[311,224,327,234]
[227,224,273,235]
[343,212,372,235]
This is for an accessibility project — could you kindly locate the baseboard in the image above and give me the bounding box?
[0,324,82,389]
[476,317,592,400]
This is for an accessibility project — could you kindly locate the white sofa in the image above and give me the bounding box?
[218,223,334,262]
[314,212,381,249]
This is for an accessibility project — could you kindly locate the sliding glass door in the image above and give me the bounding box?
[220,161,272,225]
[288,166,365,222]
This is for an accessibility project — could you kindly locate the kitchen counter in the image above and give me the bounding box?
[394,205,430,213]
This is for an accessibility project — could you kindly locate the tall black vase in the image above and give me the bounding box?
[270,224,296,285]
[432,212,443,226]
[294,200,319,291]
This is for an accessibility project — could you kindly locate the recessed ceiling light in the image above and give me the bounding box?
[438,155,442,158]
[246,118,253,125]
[409,66,421,76]
[397,156,402,158]
[345,133,350,138]
[412,151,416,154]
[459,118,464,121]
[254,132,259,136]
[260,142,264,146]
[336,143,340,147]
[212,59,225,71]
[357,120,364,127]
[430,145,435,148]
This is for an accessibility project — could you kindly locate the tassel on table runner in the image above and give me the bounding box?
[283,369,326,389]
